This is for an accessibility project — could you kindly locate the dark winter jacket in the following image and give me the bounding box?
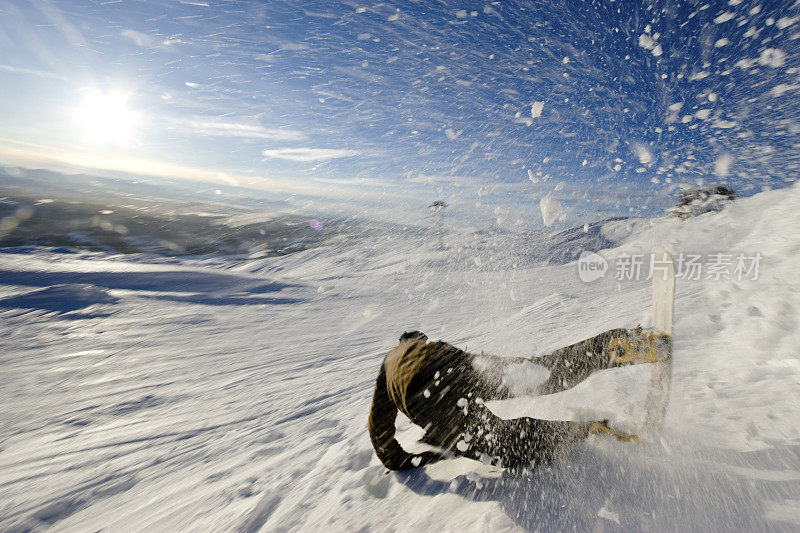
[368,337,464,470]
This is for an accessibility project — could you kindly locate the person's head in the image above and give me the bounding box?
[399,330,427,343]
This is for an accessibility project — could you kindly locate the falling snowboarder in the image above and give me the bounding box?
[368,248,674,471]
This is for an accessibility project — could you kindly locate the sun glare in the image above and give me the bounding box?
[76,89,139,145]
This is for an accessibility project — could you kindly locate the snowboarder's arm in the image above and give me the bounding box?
[369,363,444,470]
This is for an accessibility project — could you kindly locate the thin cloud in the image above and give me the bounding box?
[192,121,307,141]
[262,148,360,162]
[0,139,377,201]
[0,64,65,80]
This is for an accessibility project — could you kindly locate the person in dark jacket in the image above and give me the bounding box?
[369,329,637,470]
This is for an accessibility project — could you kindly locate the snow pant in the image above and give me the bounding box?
[407,328,629,468]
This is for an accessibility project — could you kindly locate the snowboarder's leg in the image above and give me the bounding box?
[410,358,591,468]
[455,410,592,468]
[536,328,630,394]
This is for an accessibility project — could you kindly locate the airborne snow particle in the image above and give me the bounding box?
[714,119,738,129]
[598,507,621,525]
[714,12,736,24]
[715,38,730,47]
[444,128,461,140]
[714,154,733,177]
[771,84,800,96]
[540,196,563,227]
[634,144,653,164]
[758,48,786,68]
[531,101,544,118]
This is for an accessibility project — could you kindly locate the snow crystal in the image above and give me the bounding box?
[456,440,470,452]
[423,389,431,398]
[531,101,544,118]
[456,398,468,408]
[776,17,798,30]
[715,38,730,47]
[695,109,711,120]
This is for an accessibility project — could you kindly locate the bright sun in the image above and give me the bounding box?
[76,89,139,145]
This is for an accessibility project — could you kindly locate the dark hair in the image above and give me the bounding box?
[399,330,428,342]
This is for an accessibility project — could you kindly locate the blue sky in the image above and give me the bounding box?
[1,0,799,226]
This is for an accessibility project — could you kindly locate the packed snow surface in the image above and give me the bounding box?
[2,184,800,531]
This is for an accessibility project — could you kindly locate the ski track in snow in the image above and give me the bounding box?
[2,184,800,531]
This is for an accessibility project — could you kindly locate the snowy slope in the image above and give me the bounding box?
[2,184,800,532]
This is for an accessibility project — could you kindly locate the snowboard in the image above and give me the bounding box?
[591,245,675,440]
